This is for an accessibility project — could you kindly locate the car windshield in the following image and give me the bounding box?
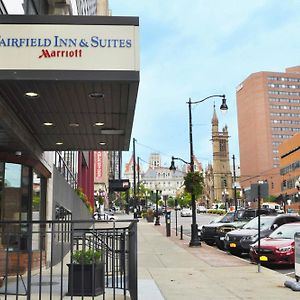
[220,212,235,223]
[243,216,274,230]
[212,215,224,223]
[235,210,246,221]
[269,224,300,239]
[242,210,256,220]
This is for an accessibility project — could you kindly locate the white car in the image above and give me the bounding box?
[93,212,118,221]
[197,206,207,213]
[181,208,192,217]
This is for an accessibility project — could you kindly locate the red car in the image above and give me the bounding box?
[250,222,300,266]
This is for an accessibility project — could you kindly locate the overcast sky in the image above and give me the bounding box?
[109,0,300,172]
[3,0,300,173]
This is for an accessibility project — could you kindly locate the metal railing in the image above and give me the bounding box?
[0,219,138,299]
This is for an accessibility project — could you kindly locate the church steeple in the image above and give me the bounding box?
[211,106,233,205]
[212,104,219,128]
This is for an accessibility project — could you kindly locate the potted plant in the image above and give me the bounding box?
[67,249,104,296]
[145,208,155,222]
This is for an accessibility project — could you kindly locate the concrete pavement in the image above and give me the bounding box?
[138,218,300,300]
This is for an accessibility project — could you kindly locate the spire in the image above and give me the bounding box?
[212,104,219,126]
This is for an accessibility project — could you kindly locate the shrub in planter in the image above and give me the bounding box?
[67,249,104,296]
[145,209,155,222]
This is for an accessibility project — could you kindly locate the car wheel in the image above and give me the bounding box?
[205,240,215,246]
[228,250,242,256]
[216,239,225,251]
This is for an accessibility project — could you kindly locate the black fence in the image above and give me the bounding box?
[0,219,138,299]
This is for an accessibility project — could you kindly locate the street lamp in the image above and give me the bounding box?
[153,189,161,226]
[222,188,228,210]
[232,154,238,211]
[171,94,228,247]
[133,137,137,218]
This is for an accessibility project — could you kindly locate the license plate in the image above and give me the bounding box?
[229,243,236,248]
[259,256,268,262]
[220,237,225,241]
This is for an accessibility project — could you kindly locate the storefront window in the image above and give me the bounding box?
[0,163,46,251]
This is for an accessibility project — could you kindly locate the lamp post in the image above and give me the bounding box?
[171,94,228,247]
[154,189,161,225]
[222,188,229,211]
[257,180,264,273]
[137,156,140,215]
[132,138,137,218]
[232,154,238,211]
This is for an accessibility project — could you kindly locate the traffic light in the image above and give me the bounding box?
[223,178,227,187]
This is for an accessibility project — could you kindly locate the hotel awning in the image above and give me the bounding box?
[0,15,139,156]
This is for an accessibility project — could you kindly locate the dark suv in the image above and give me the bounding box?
[214,208,277,250]
[224,214,300,255]
[201,209,246,246]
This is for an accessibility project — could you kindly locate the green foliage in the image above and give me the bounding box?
[207,209,226,215]
[264,195,277,202]
[32,195,40,211]
[72,249,102,264]
[167,198,175,208]
[158,199,164,206]
[76,187,93,214]
[184,172,204,197]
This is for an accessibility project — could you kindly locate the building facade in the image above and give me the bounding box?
[124,153,186,198]
[0,0,139,270]
[211,107,233,204]
[237,66,300,198]
[279,132,300,207]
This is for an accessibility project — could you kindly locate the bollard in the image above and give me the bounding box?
[180,225,183,240]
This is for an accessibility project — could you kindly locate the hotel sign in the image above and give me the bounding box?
[0,24,139,71]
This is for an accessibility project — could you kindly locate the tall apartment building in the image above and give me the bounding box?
[237,66,300,198]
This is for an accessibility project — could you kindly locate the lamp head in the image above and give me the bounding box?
[220,95,228,113]
[169,156,176,171]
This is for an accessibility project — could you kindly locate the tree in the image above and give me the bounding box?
[264,195,277,202]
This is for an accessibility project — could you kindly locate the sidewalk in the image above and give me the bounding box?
[138,219,300,300]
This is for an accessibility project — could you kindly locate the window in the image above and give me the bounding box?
[219,140,226,152]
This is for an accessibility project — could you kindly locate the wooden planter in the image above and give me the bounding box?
[67,263,104,296]
[146,215,154,222]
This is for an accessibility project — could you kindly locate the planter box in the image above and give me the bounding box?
[67,263,104,296]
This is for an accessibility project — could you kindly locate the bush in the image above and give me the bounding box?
[207,209,226,215]
[72,249,102,264]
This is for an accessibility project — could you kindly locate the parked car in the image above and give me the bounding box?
[249,222,300,266]
[198,215,224,239]
[224,214,300,255]
[197,206,207,213]
[201,209,246,246]
[215,208,278,250]
[181,208,192,217]
[93,212,118,221]
[262,202,284,214]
